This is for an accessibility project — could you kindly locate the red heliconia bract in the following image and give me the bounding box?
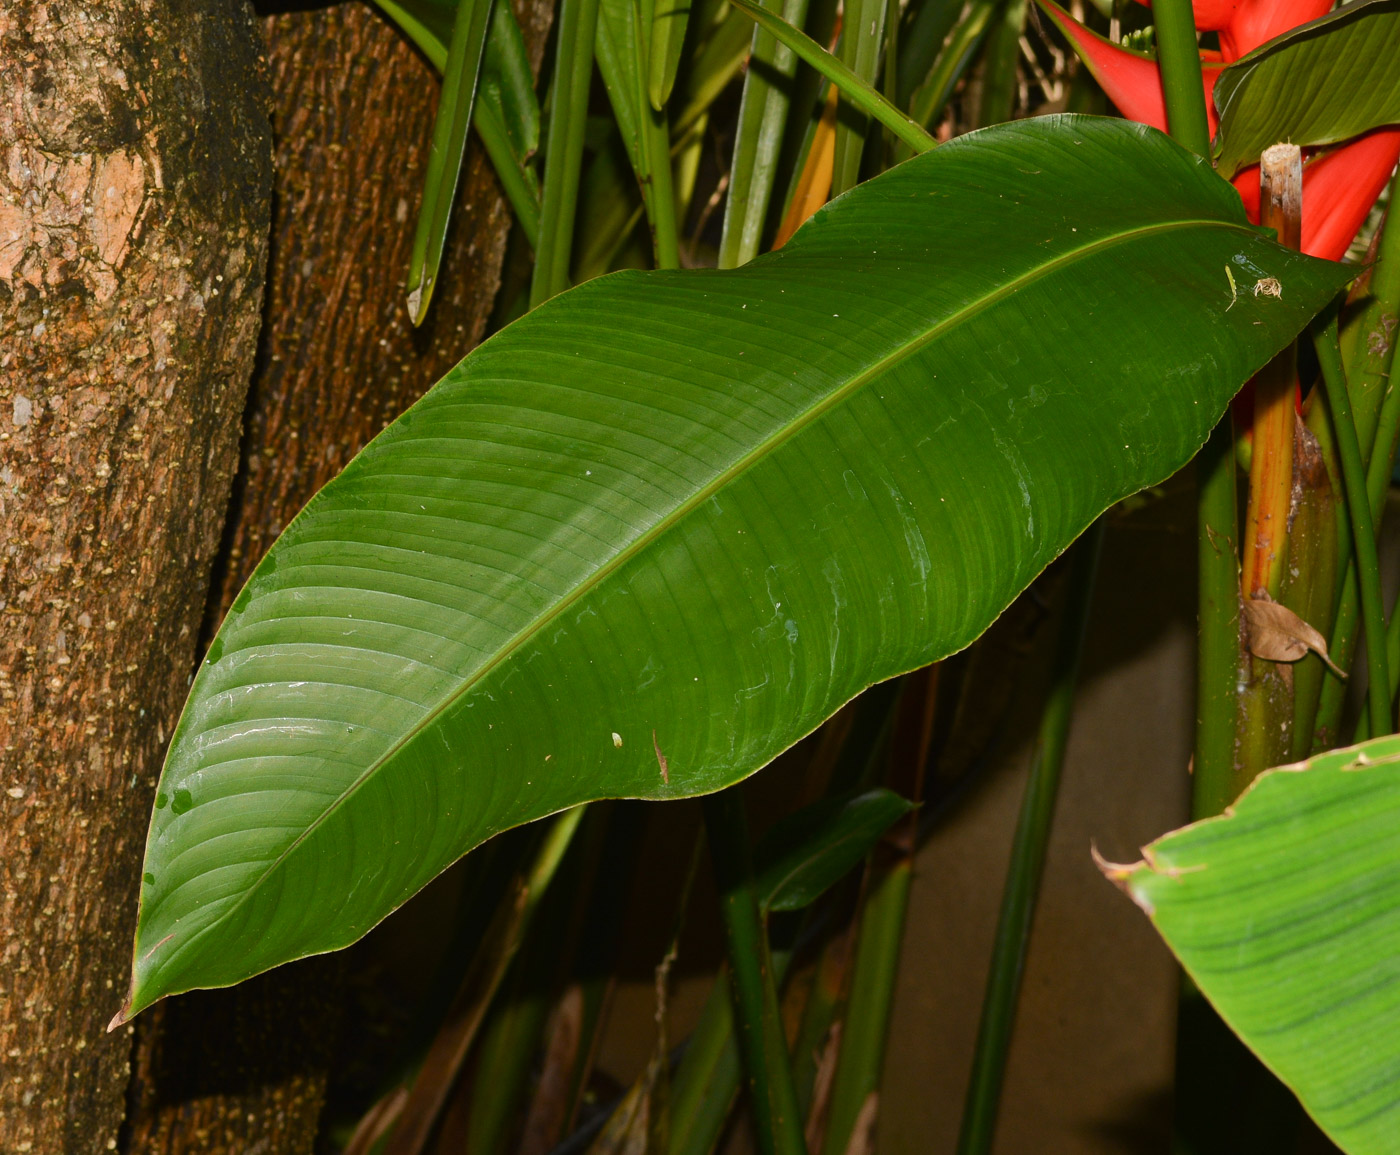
[1040,4,1223,135]
[1041,0,1400,260]
[1234,130,1400,262]
[1130,0,1333,56]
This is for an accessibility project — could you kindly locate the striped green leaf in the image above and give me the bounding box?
[1110,737,1400,1154]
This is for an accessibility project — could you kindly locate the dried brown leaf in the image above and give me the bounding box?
[1243,597,1346,677]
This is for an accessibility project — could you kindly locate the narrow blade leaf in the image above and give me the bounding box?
[754,788,913,913]
[649,0,692,109]
[1213,0,1400,179]
[1107,738,1400,1155]
[406,0,497,324]
[122,116,1348,1019]
[727,0,937,156]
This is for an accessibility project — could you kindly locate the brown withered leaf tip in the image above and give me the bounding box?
[1243,595,1346,678]
[652,730,669,784]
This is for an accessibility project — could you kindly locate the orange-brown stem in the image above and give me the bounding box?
[1241,144,1303,601]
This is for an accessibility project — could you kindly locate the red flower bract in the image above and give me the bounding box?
[1041,0,1400,260]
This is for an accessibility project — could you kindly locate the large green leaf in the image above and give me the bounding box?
[1107,738,1400,1155]
[119,116,1348,1021]
[1213,0,1400,179]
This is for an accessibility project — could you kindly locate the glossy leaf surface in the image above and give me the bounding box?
[1213,0,1400,179]
[1112,738,1400,1154]
[753,788,913,912]
[122,116,1347,1019]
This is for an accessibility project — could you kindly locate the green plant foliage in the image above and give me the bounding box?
[648,0,691,109]
[119,116,1348,1022]
[406,0,498,323]
[373,0,544,245]
[1109,737,1400,1154]
[1213,0,1400,179]
[753,788,912,912]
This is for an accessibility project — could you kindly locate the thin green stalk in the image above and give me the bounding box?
[530,0,603,306]
[704,788,807,1155]
[727,0,937,155]
[955,522,1103,1155]
[666,942,797,1155]
[1310,178,1400,750]
[974,0,1027,128]
[668,966,742,1155]
[1344,191,1400,460]
[475,107,542,247]
[1194,419,1241,818]
[830,0,888,195]
[384,807,585,1155]
[1151,0,1239,816]
[907,0,995,133]
[772,0,841,231]
[1152,0,1211,159]
[718,0,812,268]
[895,0,965,108]
[879,0,900,161]
[406,0,497,324]
[636,50,681,269]
[671,4,755,135]
[374,1,544,249]
[1314,307,1392,739]
[818,859,912,1155]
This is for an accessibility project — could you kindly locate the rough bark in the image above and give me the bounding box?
[212,0,553,624]
[122,3,553,1151]
[0,0,272,1151]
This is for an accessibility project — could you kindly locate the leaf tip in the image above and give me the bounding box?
[1091,841,1154,912]
[406,283,429,327]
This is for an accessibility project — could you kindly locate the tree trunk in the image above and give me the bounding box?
[0,0,271,1151]
[122,3,553,1151]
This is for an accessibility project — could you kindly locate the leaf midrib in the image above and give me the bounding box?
[145,212,1243,989]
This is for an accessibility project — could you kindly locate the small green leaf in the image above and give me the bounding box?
[1109,737,1400,1154]
[648,0,692,109]
[373,0,543,246]
[476,1,544,247]
[406,0,498,324]
[727,0,937,156]
[754,788,912,912]
[1213,0,1400,179]
[121,117,1349,1021]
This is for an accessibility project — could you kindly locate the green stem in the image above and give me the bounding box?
[474,106,542,248]
[406,0,497,324]
[1344,184,1400,460]
[719,0,812,268]
[530,0,603,306]
[383,807,584,1155]
[974,0,1028,128]
[830,0,887,194]
[1155,0,1240,816]
[819,860,912,1155]
[667,944,799,1155]
[727,0,936,156]
[1312,179,1400,750]
[1314,307,1392,739]
[704,789,807,1155]
[1194,419,1241,819]
[955,522,1103,1154]
[1152,0,1210,159]
[896,0,965,107]
[906,0,995,134]
[639,85,681,270]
